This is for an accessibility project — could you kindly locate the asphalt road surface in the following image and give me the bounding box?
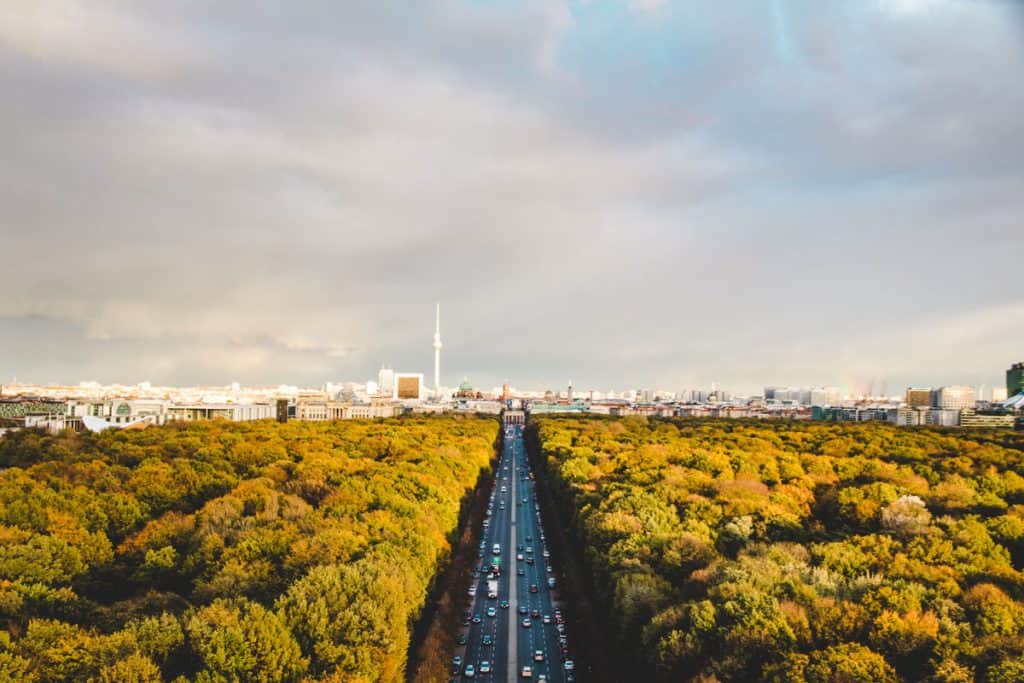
[452,423,575,682]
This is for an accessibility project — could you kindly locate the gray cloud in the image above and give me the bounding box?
[1,0,1022,394]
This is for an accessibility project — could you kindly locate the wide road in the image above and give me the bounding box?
[452,421,575,682]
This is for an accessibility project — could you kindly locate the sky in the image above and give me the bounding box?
[1,0,1023,396]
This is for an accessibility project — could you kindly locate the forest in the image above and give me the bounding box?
[0,415,498,682]
[527,416,1024,683]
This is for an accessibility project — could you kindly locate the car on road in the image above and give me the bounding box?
[486,607,496,617]
[530,608,540,618]
[526,556,535,565]
[452,656,462,672]
[520,665,533,678]
[458,634,467,645]
[517,568,525,576]
[471,614,482,624]
[464,663,475,678]
[537,675,547,682]
[521,618,532,628]
[543,550,550,559]
[500,600,509,609]
[518,605,527,615]
[479,661,491,674]
[547,578,556,588]
[564,660,575,671]
[482,634,493,646]
[543,614,552,624]
[529,584,538,593]
[516,553,524,561]
[534,650,545,662]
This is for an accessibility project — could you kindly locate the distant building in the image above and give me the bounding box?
[905,388,932,408]
[0,398,69,434]
[528,400,590,415]
[1007,362,1024,399]
[166,403,274,422]
[454,399,502,415]
[959,409,1015,429]
[992,387,1008,402]
[292,396,399,421]
[891,407,926,426]
[67,398,168,426]
[456,377,477,399]
[393,373,425,400]
[0,397,69,436]
[932,386,977,410]
[1003,392,1024,412]
[809,387,841,406]
[378,366,395,397]
[925,408,961,427]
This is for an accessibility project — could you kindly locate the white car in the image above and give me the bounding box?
[479,661,491,674]
[534,650,545,662]
[464,663,476,677]
[520,665,533,678]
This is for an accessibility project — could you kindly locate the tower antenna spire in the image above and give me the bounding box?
[432,303,443,400]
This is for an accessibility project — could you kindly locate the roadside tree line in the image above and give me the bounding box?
[0,415,498,681]
[528,416,1024,682]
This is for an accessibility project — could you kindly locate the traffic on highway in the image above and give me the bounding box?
[452,421,576,682]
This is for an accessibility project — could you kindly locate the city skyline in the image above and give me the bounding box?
[2,2,1023,394]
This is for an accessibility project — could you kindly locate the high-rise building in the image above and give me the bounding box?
[394,373,425,400]
[992,387,1008,402]
[809,387,840,406]
[1007,362,1024,398]
[931,386,977,410]
[905,388,932,407]
[377,366,395,396]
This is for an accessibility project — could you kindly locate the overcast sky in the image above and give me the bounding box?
[1,0,1023,395]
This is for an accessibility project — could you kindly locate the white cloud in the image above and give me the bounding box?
[1,1,1021,389]
[0,0,194,79]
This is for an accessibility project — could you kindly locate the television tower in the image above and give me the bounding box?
[433,303,443,400]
